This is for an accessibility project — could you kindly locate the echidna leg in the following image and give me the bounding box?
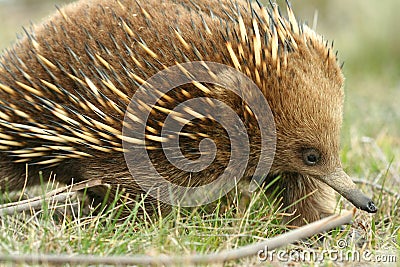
[278,173,337,226]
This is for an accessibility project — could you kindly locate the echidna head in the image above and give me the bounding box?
[263,26,377,213]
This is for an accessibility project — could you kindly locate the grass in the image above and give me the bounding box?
[0,0,399,266]
[0,173,397,265]
[0,180,289,264]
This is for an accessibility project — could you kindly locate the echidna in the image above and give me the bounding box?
[0,0,376,225]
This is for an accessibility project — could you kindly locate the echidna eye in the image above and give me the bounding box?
[302,148,321,166]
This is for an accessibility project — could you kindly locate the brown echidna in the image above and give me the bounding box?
[0,0,376,225]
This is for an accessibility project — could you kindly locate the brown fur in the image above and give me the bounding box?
[0,0,375,225]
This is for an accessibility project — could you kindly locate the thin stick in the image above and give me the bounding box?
[0,192,76,216]
[0,209,355,265]
[0,179,103,216]
[353,178,400,199]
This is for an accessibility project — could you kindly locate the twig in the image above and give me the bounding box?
[361,136,400,183]
[0,209,355,265]
[0,179,103,216]
[0,192,76,216]
[353,178,400,199]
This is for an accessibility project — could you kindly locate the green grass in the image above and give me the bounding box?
[0,0,399,266]
[0,180,289,264]
[0,170,398,266]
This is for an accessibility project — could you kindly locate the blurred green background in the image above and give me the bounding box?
[0,0,399,159]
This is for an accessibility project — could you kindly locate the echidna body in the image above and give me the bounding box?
[0,0,376,225]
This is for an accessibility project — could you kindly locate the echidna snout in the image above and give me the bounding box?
[317,169,377,213]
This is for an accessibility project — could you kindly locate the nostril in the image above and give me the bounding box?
[367,201,377,213]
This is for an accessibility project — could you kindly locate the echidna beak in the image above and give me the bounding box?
[319,168,378,213]
[340,188,377,213]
